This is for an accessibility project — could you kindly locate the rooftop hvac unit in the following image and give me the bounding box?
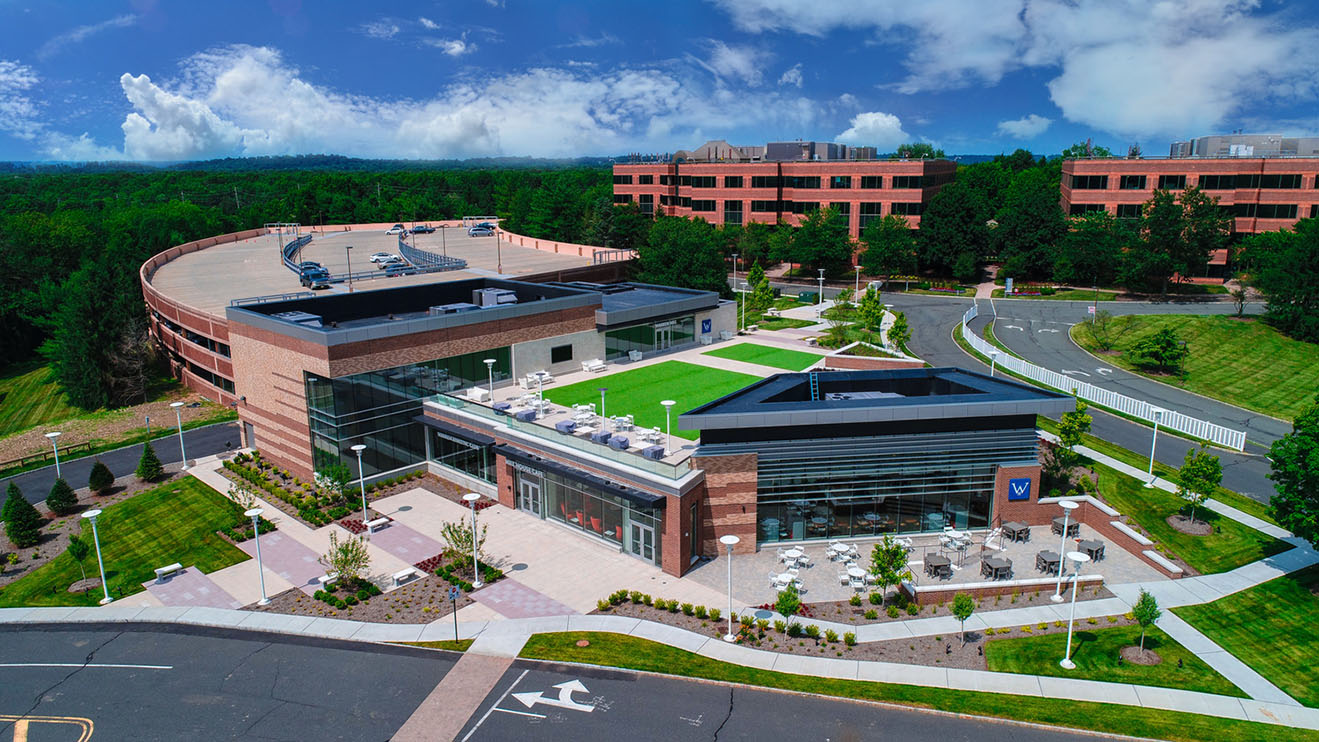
[272,311,323,327]
[472,287,518,307]
[429,303,481,315]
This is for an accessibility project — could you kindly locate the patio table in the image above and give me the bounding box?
[1002,521,1030,542]
[775,573,795,587]
[1036,550,1061,574]
[925,554,952,579]
[847,566,866,579]
[1052,516,1079,537]
[782,548,803,561]
[811,517,828,525]
[1078,539,1106,561]
[982,556,1012,580]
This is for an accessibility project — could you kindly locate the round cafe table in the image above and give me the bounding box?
[847,566,867,579]
[811,517,827,525]
[783,548,803,561]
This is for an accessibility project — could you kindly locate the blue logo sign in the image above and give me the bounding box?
[1008,478,1032,501]
[702,318,712,334]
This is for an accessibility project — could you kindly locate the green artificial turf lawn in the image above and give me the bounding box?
[519,632,1309,742]
[0,362,81,438]
[0,477,250,607]
[1092,461,1289,574]
[991,288,1120,301]
[702,343,824,371]
[985,625,1243,696]
[1175,564,1319,708]
[1072,314,1319,421]
[543,361,761,440]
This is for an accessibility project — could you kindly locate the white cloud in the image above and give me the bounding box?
[835,111,910,149]
[837,93,858,108]
[37,14,136,60]
[419,17,440,30]
[0,60,41,140]
[777,63,802,88]
[557,33,622,49]
[52,45,821,160]
[426,36,475,57]
[692,41,770,86]
[996,113,1051,138]
[360,20,400,39]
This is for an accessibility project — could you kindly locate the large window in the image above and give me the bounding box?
[690,175,716,188]
[305,347,511,476]
[724,176,744,188]
[430,430,494,484]
[790,201,819,214]
[525,469,664,565]
[890,202,924,216]
[830,202,851,216]
[1119,175,1147,190]
[860,176,883,189]
[830,175,852,189]
[750,200,780,212]
[638,194,654,215]
[604,316,695,359]
[1198,174,1235,190]
[1071,175,1109,190]
[638,174,653,185]
[613,194,632,204]
[690,199,716,212]
[1116,204,1141,219]
[859,202,883,228]
[751,175,780,188]
[724,200,743,225]
[1234,203,1298,219]
[892,175,923,189]
[1069,203,1106,216]
[1235,173,1304,189]
[1158,174,1186,190]
[612,174,632,185]
[783,176,821,189]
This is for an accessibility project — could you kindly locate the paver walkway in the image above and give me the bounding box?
[237,530,325,595]
[391,653,513,742]
[472,578,578,619]
[143,567,242,609]
[363,520,445,566]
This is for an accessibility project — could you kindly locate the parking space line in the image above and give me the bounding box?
[460,669,529,742]
[0,663,172,670]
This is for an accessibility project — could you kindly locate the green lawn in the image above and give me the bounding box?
[985,625,1243,696]
[544,361,761,440]
[991,288,1120,301]
[0,477,250,607]
[0,362,80,438]
[520,632,1308,742]
[1092,460,1289,574]
[1175,565,1319,708]
[1072,314,1319,421]
[703,343,823,371]
[754,317,815,331]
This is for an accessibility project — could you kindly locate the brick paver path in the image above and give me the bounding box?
[143,567,242,609]
[391,653,512,742]
[238,531,325,595]
[471,577,578,618]
[365,520,445,566]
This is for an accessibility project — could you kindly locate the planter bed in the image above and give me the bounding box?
[248,576,473,623]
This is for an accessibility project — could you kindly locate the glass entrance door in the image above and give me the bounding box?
[518,476,542,518]
[629,522,655,562]
[655,326,672,351]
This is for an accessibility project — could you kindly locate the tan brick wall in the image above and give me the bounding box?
[993,465,1047,526]
[229,322,328,480]
[694,453,758,555]
[822,356,926,371]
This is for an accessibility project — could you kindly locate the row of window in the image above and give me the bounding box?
[623,174,928,189]
[187,362,234,393]
[1073,203,1310,219]
[1073,173,1313,190]
[153,310,231,357]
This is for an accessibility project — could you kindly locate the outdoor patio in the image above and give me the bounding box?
[686,522,1170,606]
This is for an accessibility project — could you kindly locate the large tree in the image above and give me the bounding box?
[918,163,1008,275]
[1269,395,1319,547]
[994,167,1067,279]
[1126,187,1231,295]
[1060,141,1114,159]
[859,214,917,279]
[769,207,852,275]
[892,142,946,160]
[1244,219,1319,343]
[1054,210,1129,287]
[636,216,730,297]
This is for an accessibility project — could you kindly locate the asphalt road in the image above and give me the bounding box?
[0,624,451,741]
[3,422,240,502]
[459,658,1100,742]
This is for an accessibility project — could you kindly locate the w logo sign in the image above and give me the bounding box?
[1008,478,1032,501]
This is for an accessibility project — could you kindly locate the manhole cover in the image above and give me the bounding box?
[511,563,528,571]
[398,505,413,511]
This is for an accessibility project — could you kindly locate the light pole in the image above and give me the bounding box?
[817,268,826,317]
[484,358,496,401]
[81,509,112,604]
[988,350,1000,378]
[720,534,740,642]
[45,431,62,479]
[535,371,546,419]
[246,507,270,605]
[1051,500,1079,602]
[345,245,354,292]
[854,264,862,299]
[170,401,187,470]
[731,252,739,290]
[1144,408,1165,488]
[145,415,151,438]
[598,387,608,419]
[463,493,484,588]
[740,281,748,333]
[660,400,676,456]
[351,444,368,521]
[1059,551,1092,669]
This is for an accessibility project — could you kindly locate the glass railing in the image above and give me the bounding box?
[430,394,691,480]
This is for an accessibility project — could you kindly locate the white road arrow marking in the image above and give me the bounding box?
[1037,328,1060,333]
[513,679,596,712]
[1096,368,1113,376]
[1060,370,1091,377]
[1004,325,1024,331]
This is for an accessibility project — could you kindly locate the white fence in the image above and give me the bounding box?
[960,304,1247,451]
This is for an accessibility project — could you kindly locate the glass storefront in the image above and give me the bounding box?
[430,429,495,484]
[306,347,511,476]
[604,315,695,360]
[513,465,664,566]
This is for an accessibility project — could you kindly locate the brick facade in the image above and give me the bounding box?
[991,464,1046,526]
[821,356,926,371]
[692,452,759,555]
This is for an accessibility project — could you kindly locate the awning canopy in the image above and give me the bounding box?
[416,415,497,447]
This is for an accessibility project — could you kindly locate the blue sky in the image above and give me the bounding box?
[1,0,1317,161]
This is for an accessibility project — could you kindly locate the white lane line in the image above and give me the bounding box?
[461,668,529,742]
[493,707,546,719]
[0,663,172,670]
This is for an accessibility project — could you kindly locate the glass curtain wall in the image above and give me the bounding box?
[430,430,495,484]
[306,346,511,476]
[604,316,696,359]
[518,468,664,566]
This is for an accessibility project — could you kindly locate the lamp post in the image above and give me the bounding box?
[731,252,739,292]
[484,358,496,401]
[345,245,354,292]
[45,431,62,479]
[463,493,484,588]
[350,444,368,521]
[145,415,151,438]
[170,401,187,470]
[1051,500,1079,602]
[817,268,826,317]
[246,507,270,605]
[81,509,112,605]
[598,387,608,419]
[720,534,740,642]
[535,371,546,419]
[660,400,675,456]
[854,264,862,299]
[1059,551,1092,669]
[1144,408,1165,488]
[988,350,1000,378]
[740,281,748,333]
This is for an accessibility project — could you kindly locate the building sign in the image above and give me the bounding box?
[701,318,712,334]
[1008,477,1032,501]
[509,460,540,476]
[1005,277,1014,295]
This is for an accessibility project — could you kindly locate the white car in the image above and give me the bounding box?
[385,224,407,235]
[369,252,396,263]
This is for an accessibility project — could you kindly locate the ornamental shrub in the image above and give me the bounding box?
[694,605,707,619]
[886,605,900,619]
[786,622,803,637]
[708,608,721,623]
[135,442,165,482]
[357,589,371,602]
[868,591,883,605]
[849,593,862,607]
[46,479,78,516]
[4,486,42,548]
[824,629,839,643]
[630,590,643,604]
[88,461,114,493]
[864,609,878,620]
[681,603,694,616]
[844,632,857,646]
[804,624,821,639]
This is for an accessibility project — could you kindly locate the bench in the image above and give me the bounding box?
[699,335,713,345]
[317,572,339,587]
[720,330,735,341]
[465,386,490,402]
[628,350,643,361]
[582,358,606,373]
[365,517,390,534]
[392,567,423,587]
[154,562,183,583]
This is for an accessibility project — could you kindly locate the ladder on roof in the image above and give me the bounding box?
[809,371,819,402]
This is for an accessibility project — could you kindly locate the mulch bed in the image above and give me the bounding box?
[218,465,460,530]
[247,576,475,622]
[800,584,1115,626]
[1121,645,1162,665]
[1166,515,1212,536]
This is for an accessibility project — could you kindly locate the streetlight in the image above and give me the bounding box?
[463,493,484,588]
[598,387,608,419]
[169,401,187,470]
[731,252,739,290]
[720,534,740,642]
[988,350,1000,378]
[484,358,496,401]
[534,371,547,419]
[1051,500,1080,602]
[81,509,112,605]
[854,264,862,299]
[816,268,826,317]
[739,281,748,333]
[1059,551,1092,670]
[45,431,62,479]
[246,507,270,605]
[660,400,676,456]
[351,444,368,521]
[1145,408,1165,488]
[345,244,354,292]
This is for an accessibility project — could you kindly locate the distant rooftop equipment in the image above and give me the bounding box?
[472,288,518,308]
[429,303,481,316]
[271,311,322,327]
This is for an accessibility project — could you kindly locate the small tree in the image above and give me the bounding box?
[135,441,164,482]
[1230,286,1247,317]
[1269,395,1319,547]
[887,311,910,351]
[440,519,488,563]
[951,592,976,645]
[869,535,912,598]
[66,534,90,582]
[88,460,114,494]
[46,479,78,516]
[2,482,21,522]
[1087,310,1135,351]
[1044,398,1092,486]
[4,487,42,549]
[775,583,801,625]
[1132,589,1162,653]
[1177,445,1222,524]
[316,462,354,505]
[746,262,773,314]
[317,531,371,583]
[1128,328,1188,375]
[857,285,884,336]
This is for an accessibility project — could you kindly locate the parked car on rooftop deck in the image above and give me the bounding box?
[410,224,436,234]
[467,226,494,237]
[385,224,406,234]
[369,252,395,263]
